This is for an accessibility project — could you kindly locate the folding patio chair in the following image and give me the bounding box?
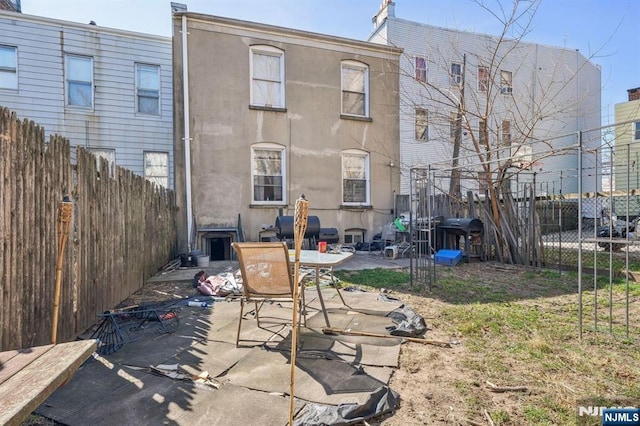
[231,241,306,347]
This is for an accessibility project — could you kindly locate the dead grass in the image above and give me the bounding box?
[336,262,640,425]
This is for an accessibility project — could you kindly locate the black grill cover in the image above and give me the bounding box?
[438,218,483,233]
[319,227,340,244]
[275,215,321,239]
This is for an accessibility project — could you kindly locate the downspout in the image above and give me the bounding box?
[181,14,193,251]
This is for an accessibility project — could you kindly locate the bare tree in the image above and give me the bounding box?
[396,0,604,263]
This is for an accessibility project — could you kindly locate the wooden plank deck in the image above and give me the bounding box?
[0,339,97,426]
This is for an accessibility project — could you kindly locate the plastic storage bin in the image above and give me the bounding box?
[434,249,463,266]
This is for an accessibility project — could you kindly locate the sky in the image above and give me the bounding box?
[20,0,640,125]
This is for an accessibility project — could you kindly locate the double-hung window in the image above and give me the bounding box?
[415,108,428,141]
[252,144,285,204]
[634,122,640,141]
[478,66,489,93]
[250,45,285,108]
[501,120,511,146]
[144,151,169,187]
[66,54,93,107]
[0,45,17,90]
[341,61,369,117]
[450,62,462,86]
[415,56,427,82]
[500,70,512,94]
[136,64,160,115]
[342,150,370,205]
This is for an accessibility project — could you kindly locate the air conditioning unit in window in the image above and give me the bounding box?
[501,87,513,94]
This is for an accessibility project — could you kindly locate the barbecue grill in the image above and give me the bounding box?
[437,217,484,262]
[275,215,321,240]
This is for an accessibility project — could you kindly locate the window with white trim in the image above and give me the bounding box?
[0,45,17,90]
[344,228,366,245]
[342,150,370,205]
[500,70,512,94]
[144,151,169,187]
[414,55,427,82]
[250,45,285,108]
[252,143,285,203]
[450,62,462,86]
[501,120,511,146]
[136,64,160,115]
[478,66,489,92]
[634,122,640,141]
[66,54,93,107]
[415,108,428,141]
[341,60,369,117]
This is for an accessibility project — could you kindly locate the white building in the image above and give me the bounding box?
[368,1,601,196]
[0,9,174,188]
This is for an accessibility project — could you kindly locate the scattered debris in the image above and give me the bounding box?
[485,380,528,393]
[322,327,452,348]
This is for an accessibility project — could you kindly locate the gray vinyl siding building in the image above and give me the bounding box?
[369,1,601,195]
[0,10,174,188]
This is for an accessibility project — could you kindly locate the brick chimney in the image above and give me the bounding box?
[372,0,395,30]
[628,88,640,102]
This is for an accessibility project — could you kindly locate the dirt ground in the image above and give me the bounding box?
[44,261,637,426]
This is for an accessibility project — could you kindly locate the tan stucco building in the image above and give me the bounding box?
[172,11,401,259]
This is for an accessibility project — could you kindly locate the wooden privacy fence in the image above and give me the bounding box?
[0,106,178,352]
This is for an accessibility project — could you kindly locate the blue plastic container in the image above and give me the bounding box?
[434,249,463,266]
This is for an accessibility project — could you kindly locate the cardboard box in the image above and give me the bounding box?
[435,249,463,266]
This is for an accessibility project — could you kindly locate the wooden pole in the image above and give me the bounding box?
[289,195,308,425]
[322,327,452,348]
[51,197,73,344]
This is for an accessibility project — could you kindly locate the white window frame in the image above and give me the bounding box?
[144,151,169,188]
[634,122,640,141]
[0,45,17,90]
[414,55,427,82]
[66,54,93,108]
[344,228,366,245]
[136,63,160,116]
[251,143,286,204]
[450,62,462,86]
[341,60,369,118]
[415,108,428,141]
[501,120,511,146]
[478,66,489,93]
[250,45,285,109]
[342,149,370,205]
[500,70,512,94]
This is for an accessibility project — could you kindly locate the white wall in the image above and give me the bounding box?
[372,16,601,195]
